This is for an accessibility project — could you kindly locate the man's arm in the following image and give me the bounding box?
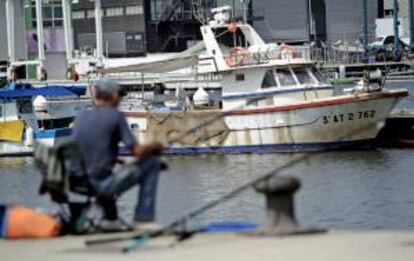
[131,143,163,160]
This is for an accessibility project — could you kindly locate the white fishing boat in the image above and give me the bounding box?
[100,7,407,155]
[0,83,90,155]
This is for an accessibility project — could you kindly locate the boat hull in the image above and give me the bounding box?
[125,89,408,155]
[0,128,73,156]
[33,128,73,147]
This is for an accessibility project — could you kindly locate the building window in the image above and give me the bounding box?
[72,10,85,20]
[125,5,143,15]
[105,7,124,17]
[86,9,95,18]
[28,0,64,28]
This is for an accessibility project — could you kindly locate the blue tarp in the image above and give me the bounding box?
[0,87,76,99]
[3,82,33,90]
[0,82,87,100]
[61,86,86,96]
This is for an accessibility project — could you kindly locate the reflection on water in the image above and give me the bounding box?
[1,149,414,230]
[0,158,54,209]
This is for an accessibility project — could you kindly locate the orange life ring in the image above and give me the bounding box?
[279,44,299,59]
[225,47,245,67]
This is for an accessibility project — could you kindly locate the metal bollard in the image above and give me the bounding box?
[254,176,325,236]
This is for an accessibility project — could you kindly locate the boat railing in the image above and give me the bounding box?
[223,45,311,67]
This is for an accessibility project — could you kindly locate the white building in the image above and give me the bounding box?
[382,0,411,37]
[0,0,27,62]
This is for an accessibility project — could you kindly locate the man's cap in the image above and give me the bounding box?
[94,78,126,97]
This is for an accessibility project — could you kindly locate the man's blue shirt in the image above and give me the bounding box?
[72,106,136,184]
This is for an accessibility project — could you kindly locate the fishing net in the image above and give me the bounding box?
[146,110,229,146]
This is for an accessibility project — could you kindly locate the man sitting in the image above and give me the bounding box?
[72,78,163,230]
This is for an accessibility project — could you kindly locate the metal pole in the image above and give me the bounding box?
[409,0,414,51]
[35,0,45,78]
[393,0,400,61]
[62,0,73,61]
[363,0,369,51]
[5,0,15,62]
[309,0,313,43]
[94,0,103,63]
[141,72,145,102]
[242,0,249,23]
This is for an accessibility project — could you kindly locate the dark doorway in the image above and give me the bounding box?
[310,0,327,42]
[378,0,385,18]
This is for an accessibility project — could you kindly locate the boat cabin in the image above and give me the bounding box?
[0,99,38,127]
[195,19,332,109]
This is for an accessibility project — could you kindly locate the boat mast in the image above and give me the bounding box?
[35,0,46,80]
[362,0,369,52]
[5,0,15,63]
[62,0,74,62]
[393,0,399,61]
[94,0,104,64]
[242,0,249,23]
[410,0,414,51]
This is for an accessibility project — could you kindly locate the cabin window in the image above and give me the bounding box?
[294,68,316,85]
[261,70,277,88]
[86,10,95,18]
[213,28,249,48]
[17,100,33,114]
[311,67,328,84]
[275,68,296,86]
[131,123,140,130]
[235,74,245,81]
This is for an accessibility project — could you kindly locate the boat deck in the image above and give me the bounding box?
[1,230,414,261]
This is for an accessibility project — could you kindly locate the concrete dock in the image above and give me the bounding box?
[1,230,414,261]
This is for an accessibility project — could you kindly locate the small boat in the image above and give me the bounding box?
[0,83,89,155]
[101,7,408,155]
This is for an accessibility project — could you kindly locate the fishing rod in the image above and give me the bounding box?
[85,153,306,249]
[85,122,373,252]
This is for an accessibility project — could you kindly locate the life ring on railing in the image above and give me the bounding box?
[279,44,299,59]
[225,47,245,67]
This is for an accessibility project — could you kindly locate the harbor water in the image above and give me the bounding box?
[1,81,414,230]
